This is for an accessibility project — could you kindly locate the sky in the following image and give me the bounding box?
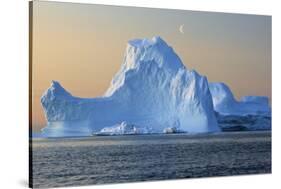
[31,1,271,132]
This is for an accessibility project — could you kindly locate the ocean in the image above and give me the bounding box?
[31,131,271,188]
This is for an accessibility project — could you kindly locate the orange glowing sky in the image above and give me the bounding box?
[31,1,271,132]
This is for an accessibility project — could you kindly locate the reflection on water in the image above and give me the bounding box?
[31,131,271,188]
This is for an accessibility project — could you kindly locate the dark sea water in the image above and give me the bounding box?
[31,131,271,188]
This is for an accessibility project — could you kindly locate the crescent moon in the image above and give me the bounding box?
[179,24,184,34]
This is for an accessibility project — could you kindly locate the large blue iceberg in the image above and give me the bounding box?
[41,36,220,137]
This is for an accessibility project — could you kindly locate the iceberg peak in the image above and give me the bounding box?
[105,37,185,97]
[49,80,72,97]
[51,80,64,90]
[125,36,183,69]
[128,36,167,48]
[41,80,72,114]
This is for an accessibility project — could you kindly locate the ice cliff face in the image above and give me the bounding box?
[41,36,220,137]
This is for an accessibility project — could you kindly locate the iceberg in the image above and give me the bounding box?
[240,96,269,106]
[209,82,271,131]
[209,82,271,116]
[163,127,186,134]
[40,36,220,137]
[93,122,152,136]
